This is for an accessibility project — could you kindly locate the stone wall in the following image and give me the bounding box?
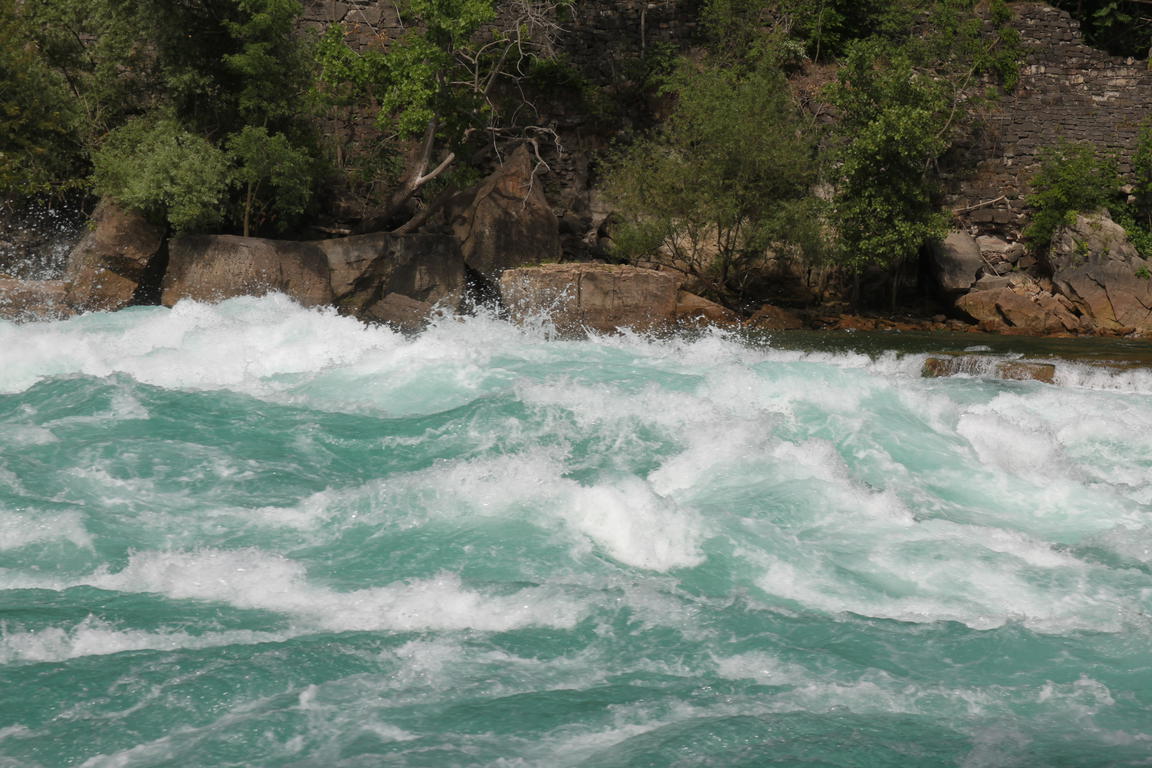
[949,2,1152,233]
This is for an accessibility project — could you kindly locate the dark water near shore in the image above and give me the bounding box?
[756,328,1152,366]
[1,297,1150,766]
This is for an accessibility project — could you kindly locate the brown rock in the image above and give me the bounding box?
[361,292,435,333]
[674,291,739,326]
[65,202,165,311]
[0,279,74,321]
[748,304,806,330]
[955,274,1084,335]
[500,263,680,333]
[1048,212,1152,332]
[161,235,332,307]
[448,145,561,281]
[922,356,1056,384]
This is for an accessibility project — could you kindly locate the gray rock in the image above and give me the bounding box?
[931,231,984,295]
[318,232,464,313]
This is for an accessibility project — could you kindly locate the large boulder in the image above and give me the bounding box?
[447,144,561,282]
[930,231,984,296]
[161,235,332,307]
[500,263,681,333]
[317,232,464,317]
[65,201,165,311]
[1048,212,1152,332]
[955,273,1085,335]
[0,279,73,321]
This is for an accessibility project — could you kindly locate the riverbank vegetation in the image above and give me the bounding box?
[605,0,1021,308]
[4,0,1152,311]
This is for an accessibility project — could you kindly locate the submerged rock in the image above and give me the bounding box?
[500,263,681,333]
[922,356,1056,384]
[65,202,165,311]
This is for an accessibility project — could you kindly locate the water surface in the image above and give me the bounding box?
[1,296,1149,766]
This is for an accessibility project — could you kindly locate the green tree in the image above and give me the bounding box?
[315,0,570,231]
[7,0,320,234]
[1024,141,1120,250]
[227,126,314,237]
[0,0,86,200]
[604,56,820,301]
[827,41,951,281]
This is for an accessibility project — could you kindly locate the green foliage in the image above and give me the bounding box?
[315,0,573,223]
[93,116,231,232]
[223,0,313,125]
[1131,120,1152,230]
[317,0,501,142]
[0,0,86,199]
[702,0,919,61]
[1024,141,1120,250]
[3,0,320,233]
[227,126,315,236]
[827,40,951,272]
[1050,0,1152,57]
[604,55,819,295]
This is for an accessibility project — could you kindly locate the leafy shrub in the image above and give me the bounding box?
[93,116,230,231]
[1024,141,1120,250]
[603,54,819,299]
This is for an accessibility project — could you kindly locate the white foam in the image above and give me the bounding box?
[0,509,92,551]
[2,549,586,633]
[565,478,705,571]
[0,616,286,664]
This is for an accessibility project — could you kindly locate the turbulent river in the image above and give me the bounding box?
[1,295,1150,767]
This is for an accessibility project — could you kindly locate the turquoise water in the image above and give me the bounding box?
[1,295,1150,767]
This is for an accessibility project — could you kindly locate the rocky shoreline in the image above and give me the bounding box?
[3,146,1152,345]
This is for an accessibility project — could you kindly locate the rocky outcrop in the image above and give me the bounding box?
[500,263,682,333]
[955,273,1085,334]
[931,231,984,296]
[64,202,165,311]
[447,145,561,282]
[319,232,464,319]
[1047,212,1152,333]
[161,235,332,307]
[0,279,73,321]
